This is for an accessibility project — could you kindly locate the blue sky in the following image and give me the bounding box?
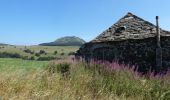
[0,0,170,45]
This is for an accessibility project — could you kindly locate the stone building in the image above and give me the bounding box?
[76,12,170,73]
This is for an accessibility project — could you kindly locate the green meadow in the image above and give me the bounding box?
[0,45,79,61]
[0,58,170,100]
[0,45,79,56]
[0,58,48,72]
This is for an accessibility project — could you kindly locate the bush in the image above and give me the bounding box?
[35,53,40,57]
[37,56,58,61]
[54,50,58,55]
[29,56,35,60]
[46,62,70,76]
[0,52,22,58]
[60,52,65,56]
[56,63,70,74]
[11,53,21,58]
[23,49,34,54]
[39,50,46,54]
[68,52,75,56]
[22,56,29,60]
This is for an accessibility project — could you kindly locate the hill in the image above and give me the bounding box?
[0,43,10,46]
[39,36,86,46]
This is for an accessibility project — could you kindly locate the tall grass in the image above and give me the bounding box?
[0,58,170,99]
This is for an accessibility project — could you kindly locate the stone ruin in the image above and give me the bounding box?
[76,12,170,73]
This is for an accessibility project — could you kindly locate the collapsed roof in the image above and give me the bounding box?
[91,12,170,43]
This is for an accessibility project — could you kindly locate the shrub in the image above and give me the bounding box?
[11,53,21,58]
[68,52,75,56]
[54,50,58,55]
[23,49,34,54]
[39,50,46,54]
[35,53,40,57]
[60,52,65,56]
[31,51,35,54]
[22,56,29,60]
[0,52,22,58]
[46,62,70,76]
[56,63,70,74]
[37,56,58,61]
[29,56,35,60]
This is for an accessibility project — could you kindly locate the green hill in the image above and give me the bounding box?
[39,36,86,46]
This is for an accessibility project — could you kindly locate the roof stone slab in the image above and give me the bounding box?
[92,12,170,43]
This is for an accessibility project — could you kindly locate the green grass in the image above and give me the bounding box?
[0,58,170,100]
[0,58,48,99]
[0,58,48,72]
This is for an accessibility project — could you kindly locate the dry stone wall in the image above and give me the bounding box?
[77,36,170,73]
[76,13,170,73]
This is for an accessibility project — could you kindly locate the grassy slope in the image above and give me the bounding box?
[0,58,170,100]
[0,45,79,57]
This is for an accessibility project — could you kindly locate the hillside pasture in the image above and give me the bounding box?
[0,45,79,60]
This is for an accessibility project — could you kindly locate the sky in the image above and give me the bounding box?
[0,0,170,45]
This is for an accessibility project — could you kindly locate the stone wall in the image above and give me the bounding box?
[77,36,170,73]
[77,13,170,73]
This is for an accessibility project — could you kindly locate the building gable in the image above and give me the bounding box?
[92,12,170,43]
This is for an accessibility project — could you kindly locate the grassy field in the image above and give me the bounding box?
[0,58,48,72]
[0,45,79,59]
[0,58,49,99]
[0,58,170,100]
[0,45,79,55]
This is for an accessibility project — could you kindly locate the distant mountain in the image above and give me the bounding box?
[39,36,86,46]
[0,43,9,46]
